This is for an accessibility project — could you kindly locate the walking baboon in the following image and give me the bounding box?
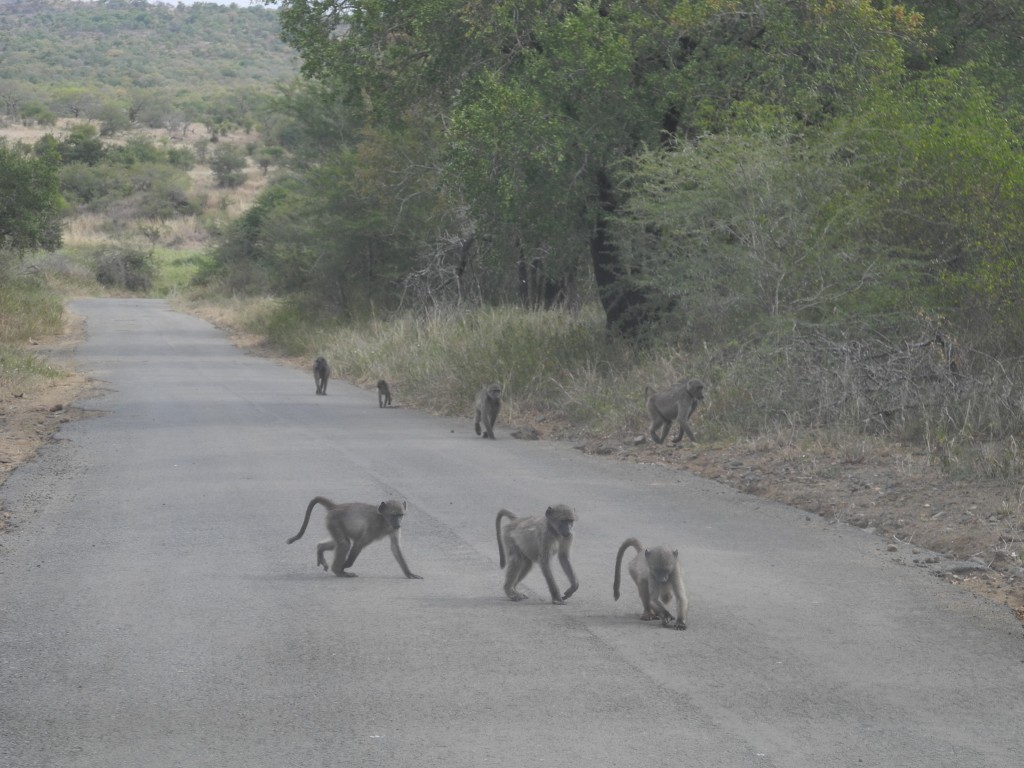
[313,357,330,395]
[377,379,392,408]
[287,497,423,579]
[495,505,579,604]
[645,379,704,444]
[613,538,688,630]
[474,383,503,439]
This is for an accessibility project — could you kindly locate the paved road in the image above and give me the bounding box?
[1,298,1021,768]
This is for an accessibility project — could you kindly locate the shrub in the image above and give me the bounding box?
[90,245,155,292]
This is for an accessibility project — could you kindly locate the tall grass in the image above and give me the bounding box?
[0,275,66,394]
[0,276,64,344]
[241,300,711,436]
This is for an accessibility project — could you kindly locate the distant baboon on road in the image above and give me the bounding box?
[495,505,579,604]
[377,379,392,408]
[645,379,704,443]
[474,383,502,439]
[287,497,422,579]
[313,357,330,396]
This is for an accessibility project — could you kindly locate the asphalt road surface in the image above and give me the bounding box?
[2,298,1022,768]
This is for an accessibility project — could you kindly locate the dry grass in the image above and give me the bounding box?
[1,119,269,255]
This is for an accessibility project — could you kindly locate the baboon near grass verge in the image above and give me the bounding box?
[377,379,392,407]
[474,383,502,439]
[644,379,704,444]
[313,357,330,395]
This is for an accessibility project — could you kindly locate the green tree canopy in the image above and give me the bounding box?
[273,0,925,334]
[0,139,64,259]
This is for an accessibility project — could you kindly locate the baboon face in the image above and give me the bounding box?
[378,501,407,529]
[645,548,678,583]
[688,381,704,402]
[487,384,502,401]
[545,505,576,538]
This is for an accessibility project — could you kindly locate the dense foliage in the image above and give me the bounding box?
[0,138,63,258]
[214,0,1024,352]
[0,0,297,132]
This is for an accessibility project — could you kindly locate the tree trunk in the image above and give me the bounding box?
[591,170,674,338]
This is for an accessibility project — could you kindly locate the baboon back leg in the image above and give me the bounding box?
[316,539,334,571]
[330,540,356,577]
[504,556,532,600]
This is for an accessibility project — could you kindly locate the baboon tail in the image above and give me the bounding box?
[495,509,516,568]
[287,496,330,544]
[613,538,643,600]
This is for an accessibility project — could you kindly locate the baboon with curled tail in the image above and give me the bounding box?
[496,505,579,604]
[287,497,422,579]
[614,538,688,630]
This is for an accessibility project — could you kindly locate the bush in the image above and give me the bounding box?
[90,245,155,292]
[209,143,247,187]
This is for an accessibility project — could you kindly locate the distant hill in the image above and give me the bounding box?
[0,0,298,129]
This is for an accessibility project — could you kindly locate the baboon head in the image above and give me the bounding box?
[545,505,576,538]
[378,500,407,530]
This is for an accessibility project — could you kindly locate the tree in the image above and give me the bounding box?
[0,139,64,260]
[209,143,248,187]
[274,0,922,334]
[57,123,105,165]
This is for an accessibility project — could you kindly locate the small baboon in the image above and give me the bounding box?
[313,357,330,395]
[495,505,579,604]
[613,538,688,630]
[377,379,392,408]
[645,379,704,444]
[474,383,503,439]
[287,497,423,579]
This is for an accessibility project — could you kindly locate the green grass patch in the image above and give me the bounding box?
[0,275,64,345]
[151,248,213,296]
[0,274,66,395]
[0,346,64,391]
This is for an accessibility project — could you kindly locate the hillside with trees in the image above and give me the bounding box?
[0,0,296,133]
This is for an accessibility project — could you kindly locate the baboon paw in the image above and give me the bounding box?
[336,571,358,577]
[674,622,687,630]
[407,573,424,580]
[551,598,566,605]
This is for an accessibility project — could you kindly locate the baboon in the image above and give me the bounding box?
[613,538,688,630]
[645,379,704,444]
[495,505,579,604]
[474,383,502,439]
[287,497,423,579]
[377,379,392,408]
[313,357,330,395]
